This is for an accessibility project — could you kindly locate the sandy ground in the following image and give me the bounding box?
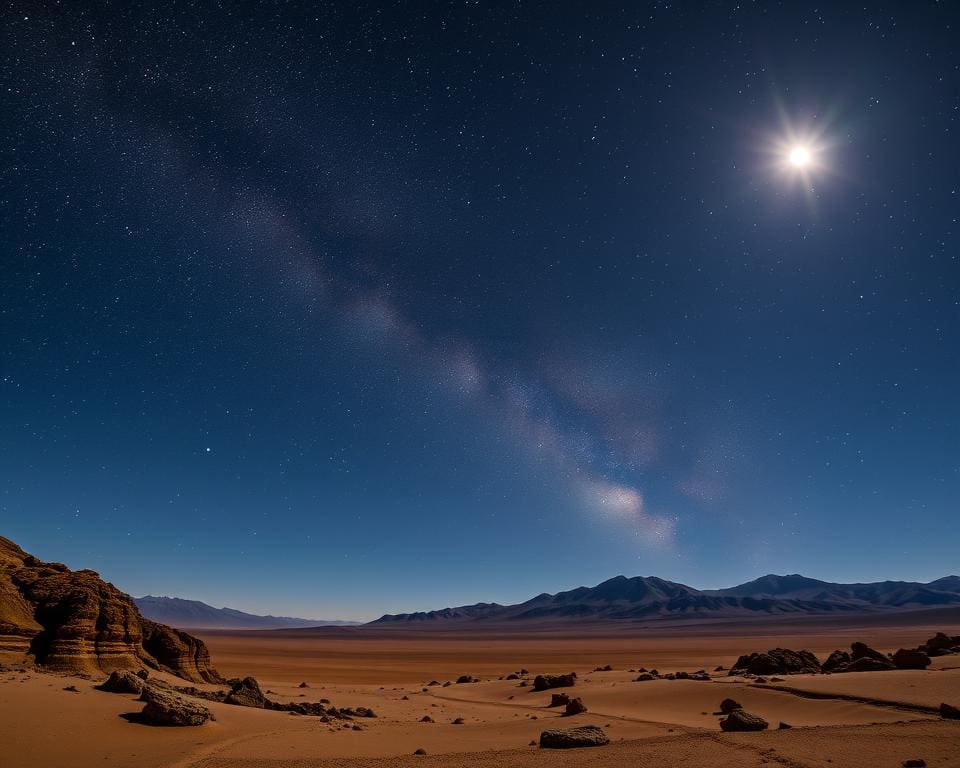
[1,619,958,768]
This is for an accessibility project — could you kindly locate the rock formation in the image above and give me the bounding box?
[532,672,576,691]
[0,534,219,683]
[539,725,609,748]
[720,709,769,731]
[729,648,821,676]
[139,686,213,726]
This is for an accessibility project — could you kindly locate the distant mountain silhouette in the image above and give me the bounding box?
[134,595,358,630]
[371,573,960,624]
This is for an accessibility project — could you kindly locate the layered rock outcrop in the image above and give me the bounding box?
[0,535,220,683]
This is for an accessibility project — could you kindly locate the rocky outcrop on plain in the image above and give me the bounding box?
[539,724,609,748]
[224,676,267,707]
[892,649,931,669]
[822,642,895,673]
[0,535,220,683]
[97,669,149,694]
[720,709,769,731]
[532,672,576,691]
[729,648,821,676]
[139,686,213,726]
[918,632,960,657]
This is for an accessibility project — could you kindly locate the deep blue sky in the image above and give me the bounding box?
[1,2,957,621]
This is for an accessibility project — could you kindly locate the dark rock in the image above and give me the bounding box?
[139,687,213,726]
[940,703,960,719]
[892,649,931,669]
[635,673,655,681]
[920,632,960,657]
[850,642,888,663]
[420,715,434,722]
[298,681,309,688]
[533,673,576,691]
[822,650,852,672]
[506,673,519,680]
[778,721,792,729]
[837,656,896,673]
[675,671,690,680]
[593,665,613,672]
[564,697,587,716]
[456,674,474,684]
[729,648,821,676]
[452,717,464,724]
[413,748,427,755]
[97,670,148,694]
[714,665,725,672]
[63,685,80,692]
[902,760,926,767]
[224,676,266,708]
[539,725,610,749]
[549,693,571,707]
[719,698,742,714]
[720,709,769,732]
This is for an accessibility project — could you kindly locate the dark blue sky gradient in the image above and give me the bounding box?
[1,2,957,620]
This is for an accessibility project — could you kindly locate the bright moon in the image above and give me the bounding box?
[788,146,811,167]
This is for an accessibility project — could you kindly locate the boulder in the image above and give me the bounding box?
[850,642,888,663]
[719,698,742,714]
[729,648,821,676]
[533,673,576,691]
[778,721,792,729]
[920,632,960,656]
[224,676,267,708]
[549,693,570,707]
[455,675,475,684]
[635,673,655,681]
[139,687,212,726]
[838,656,896,673]
[940,703,960,720]
[97,670,148,694]
[539,725,609,749]
[892,649,931,670]
[720,709,769,732]
[821,650,852,672]
[564,697,587,716]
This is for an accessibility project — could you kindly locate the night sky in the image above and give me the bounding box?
[2,3,958,621]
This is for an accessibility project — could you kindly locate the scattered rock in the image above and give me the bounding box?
[452,717,464,724]
[778,721,792,729]
[549,693,571,707]
[719,698,742,714]
[539,725,610,749]
[224,677,267,708]
[851,642,889,663]
[635,673,655,681]
[729,649,821,676]
[413,748,427,755]
[564,697,587,716]
[593,664,613,672]
[822,650,852,672]
[714,665,725,672]
[506,673,519,680]
[139,687,213,726]
[770,677,785,682]
[920,632,960,657]
[456,675,475,684]
[940,703,960,720]
[839,657,896,673]
[892,649,931,670]
[533,673,576,691]
[97,670,148,694]
[298,681,309,688]
[442,681,452,687]
[720,710,769,732]
[63,685,80,692]
[420,715,434,722]
[902,760,925,767]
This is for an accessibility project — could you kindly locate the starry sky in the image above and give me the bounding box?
[1,2,958,621]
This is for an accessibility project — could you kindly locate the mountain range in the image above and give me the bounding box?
[372,573,960,624]
[134,595,358,630]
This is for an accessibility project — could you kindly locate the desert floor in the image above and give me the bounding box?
[2,617,959,768]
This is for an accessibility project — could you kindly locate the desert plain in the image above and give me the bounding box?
[3,613,959,768]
